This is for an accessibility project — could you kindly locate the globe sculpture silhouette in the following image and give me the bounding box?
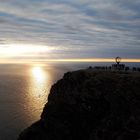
[115,57,121,65]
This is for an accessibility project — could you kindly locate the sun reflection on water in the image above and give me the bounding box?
[31,66,47,97]
[32,67,46,85]
[27,66,52,121]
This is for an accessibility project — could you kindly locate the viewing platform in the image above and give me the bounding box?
[88,57,140,72]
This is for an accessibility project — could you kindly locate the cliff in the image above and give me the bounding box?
[18,69,140,140]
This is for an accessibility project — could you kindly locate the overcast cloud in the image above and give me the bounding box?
[0,0,140,59]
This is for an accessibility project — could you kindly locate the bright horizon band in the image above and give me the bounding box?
[45,58,140,63]
[0,58,140,64]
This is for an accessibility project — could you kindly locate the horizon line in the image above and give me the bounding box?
[0,58,140,64]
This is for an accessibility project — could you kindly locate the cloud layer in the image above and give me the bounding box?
[0,0,140,60]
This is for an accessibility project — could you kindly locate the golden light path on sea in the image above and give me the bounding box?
[27,65,52,121]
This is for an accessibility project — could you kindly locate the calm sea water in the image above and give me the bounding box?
[0,62,139,140]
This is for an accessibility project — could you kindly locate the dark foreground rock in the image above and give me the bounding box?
[18,69,140,140]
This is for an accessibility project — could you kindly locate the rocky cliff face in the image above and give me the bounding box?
[18,69,140,140]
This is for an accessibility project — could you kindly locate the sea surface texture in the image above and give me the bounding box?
[0,62,139,140]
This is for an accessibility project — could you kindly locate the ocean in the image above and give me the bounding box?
[0,62,139,140]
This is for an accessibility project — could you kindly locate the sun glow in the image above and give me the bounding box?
[0,44,140,63]
[0,44,50,58]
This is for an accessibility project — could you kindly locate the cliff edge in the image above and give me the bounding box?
[18,69,140,140]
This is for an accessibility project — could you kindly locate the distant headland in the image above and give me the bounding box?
[18,60,140,140]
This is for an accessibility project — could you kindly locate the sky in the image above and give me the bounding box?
[0,0,140,63]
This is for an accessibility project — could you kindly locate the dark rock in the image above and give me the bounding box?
[18,69,140,140]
